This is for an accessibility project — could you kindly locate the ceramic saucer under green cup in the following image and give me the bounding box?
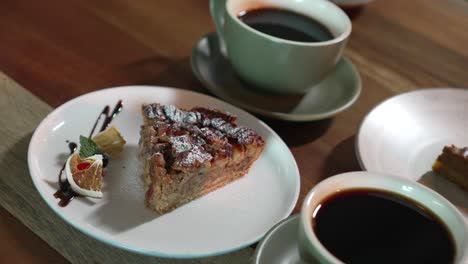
[190,32,361,122]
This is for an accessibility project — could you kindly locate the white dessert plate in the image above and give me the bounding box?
[356,88,468,219]
[28,86,300,258]
[253,214,306,264]
[190,32,361,122]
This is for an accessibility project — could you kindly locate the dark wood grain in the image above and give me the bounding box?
[0,0,467,262]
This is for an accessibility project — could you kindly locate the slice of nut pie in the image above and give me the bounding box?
[138,103,265,214]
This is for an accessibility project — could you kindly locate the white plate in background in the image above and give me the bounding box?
[356,88,468,220]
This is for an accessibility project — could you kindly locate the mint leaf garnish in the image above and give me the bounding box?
[79,135,100,158]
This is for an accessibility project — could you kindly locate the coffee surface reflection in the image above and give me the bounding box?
[238,8,334,42]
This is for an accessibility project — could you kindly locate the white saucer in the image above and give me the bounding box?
[28,86,300,258]
[190,32,361,122]
[356,88,468,220]
[254,214,308,264]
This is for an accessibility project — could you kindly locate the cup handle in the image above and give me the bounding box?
[209,0,227,54]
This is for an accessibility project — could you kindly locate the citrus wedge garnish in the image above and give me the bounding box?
[65,153,103,198]
[92,126,126,156]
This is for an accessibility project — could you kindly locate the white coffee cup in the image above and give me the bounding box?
[299,171,468,263]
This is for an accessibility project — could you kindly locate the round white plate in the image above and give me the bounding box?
[28,86,300,258]
[254,214,306,264]
[356,88,468,219]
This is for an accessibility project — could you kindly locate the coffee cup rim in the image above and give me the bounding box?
[300,171,468,263]
[226,0,352,47]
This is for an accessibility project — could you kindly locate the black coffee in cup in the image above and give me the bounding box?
[238,8,334,42]
[312,188,455,263]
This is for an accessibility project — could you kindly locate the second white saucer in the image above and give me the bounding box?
[254,214,308,264]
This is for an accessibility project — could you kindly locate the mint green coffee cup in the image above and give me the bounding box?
[210,0,351,94]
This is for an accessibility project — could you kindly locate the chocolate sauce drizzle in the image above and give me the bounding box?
[68,142,78,154]
[53,100,123,207]
[53,142,77,206]
[89,100,123,138]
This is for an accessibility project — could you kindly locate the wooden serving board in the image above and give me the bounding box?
[0,72,253,264]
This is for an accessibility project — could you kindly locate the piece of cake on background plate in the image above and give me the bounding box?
[432,145,468,190]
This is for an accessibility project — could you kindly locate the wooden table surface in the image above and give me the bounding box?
[1,0,467,263]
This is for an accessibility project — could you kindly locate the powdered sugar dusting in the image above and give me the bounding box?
[232,127,258,145]
[163,105,185,123]
[175,145,212,168]
[169,135,192,154]
[142,103,263,170]
[209,118,259,144]
[144,104,165,119]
